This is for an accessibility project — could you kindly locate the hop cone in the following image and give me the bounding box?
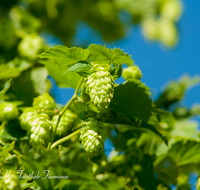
[52,110,78,136]
[86,71,115,111]
[142,18,159,41]
[0,102,18,122]
[3,173,20,190]
[79,119,107,157]
[122,66,142,80]
[18,34,44,60]
[33,93,56,111]
[158,18,177,48]
[27,115,53,146]
[19,107,37,130]
[160,0,182,21]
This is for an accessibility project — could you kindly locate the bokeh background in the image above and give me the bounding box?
[0,0,200,189]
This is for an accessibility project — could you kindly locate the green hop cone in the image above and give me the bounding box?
[53,110,78,136]
[27,115,53,146]
[142,18,159,41]
[0,102,18,122]
[3,173,20,190]
[33,93,56,111]
[19,107,37,130]
[160,0,182,21]
[158,18,178,48]
[122,66,142,80]
[86,71,115,111]
[79,119,107,157]
[18,33,44,60]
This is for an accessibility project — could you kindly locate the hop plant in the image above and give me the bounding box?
[33,93,56,111]
[27,115,53,146]
[3,173,20,190]
[85,70,115,111]
[52,110,78,136]
[0,102,18,122]
[79,119,107,157]
[122,66,142,80]
[19,107,37,130]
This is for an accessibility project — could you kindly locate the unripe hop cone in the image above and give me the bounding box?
[79,119,107,157]
[18,34,44,60]
[33,93,56,111]
[52,110,78,136]
[0,102,18,122]
[122,66,142,80]
[27,115,53,146]
[160,0,182,21]
[85,71,115,111]
[19,107,37,130]
[158,18,177,48]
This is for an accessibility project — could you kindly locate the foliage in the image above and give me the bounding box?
[0,43,200,190]
[1,1,200,190]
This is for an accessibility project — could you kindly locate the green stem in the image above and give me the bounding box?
[48,77,84,150]
[51,129,80,149]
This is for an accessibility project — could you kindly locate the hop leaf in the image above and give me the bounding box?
[3,173,20,190]
[85,70,115,111]
[33,93,56,111]
[19,107,37,130]
[27,115,53,146]
[0,102,19,121]
[122,66,142,80]
[52,110,78,136]
[79,119,107,157]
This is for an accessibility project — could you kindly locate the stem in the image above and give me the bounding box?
[48,77,84,150]
[75,76,84,96]
[0,121,7,128]
[51,129,80,149]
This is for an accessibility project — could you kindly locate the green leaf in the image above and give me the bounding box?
[0,64,21,80]
[31,67,48,94]
[0,141,15,161]
[88,44,114,65]
[154,156,178,184]
[38,45,90,67]
[110,65,123,80]
[168,140,200,167]
[42,60,80,89]
[156,108,176,129]
[5,69,36,106]
[112,48,134,66]
[7,58,32,72]
[0,79,11,100]
[140,122,168,145]
[171,120,199,140]
[67,61,93,76]
[110,80,153,122]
